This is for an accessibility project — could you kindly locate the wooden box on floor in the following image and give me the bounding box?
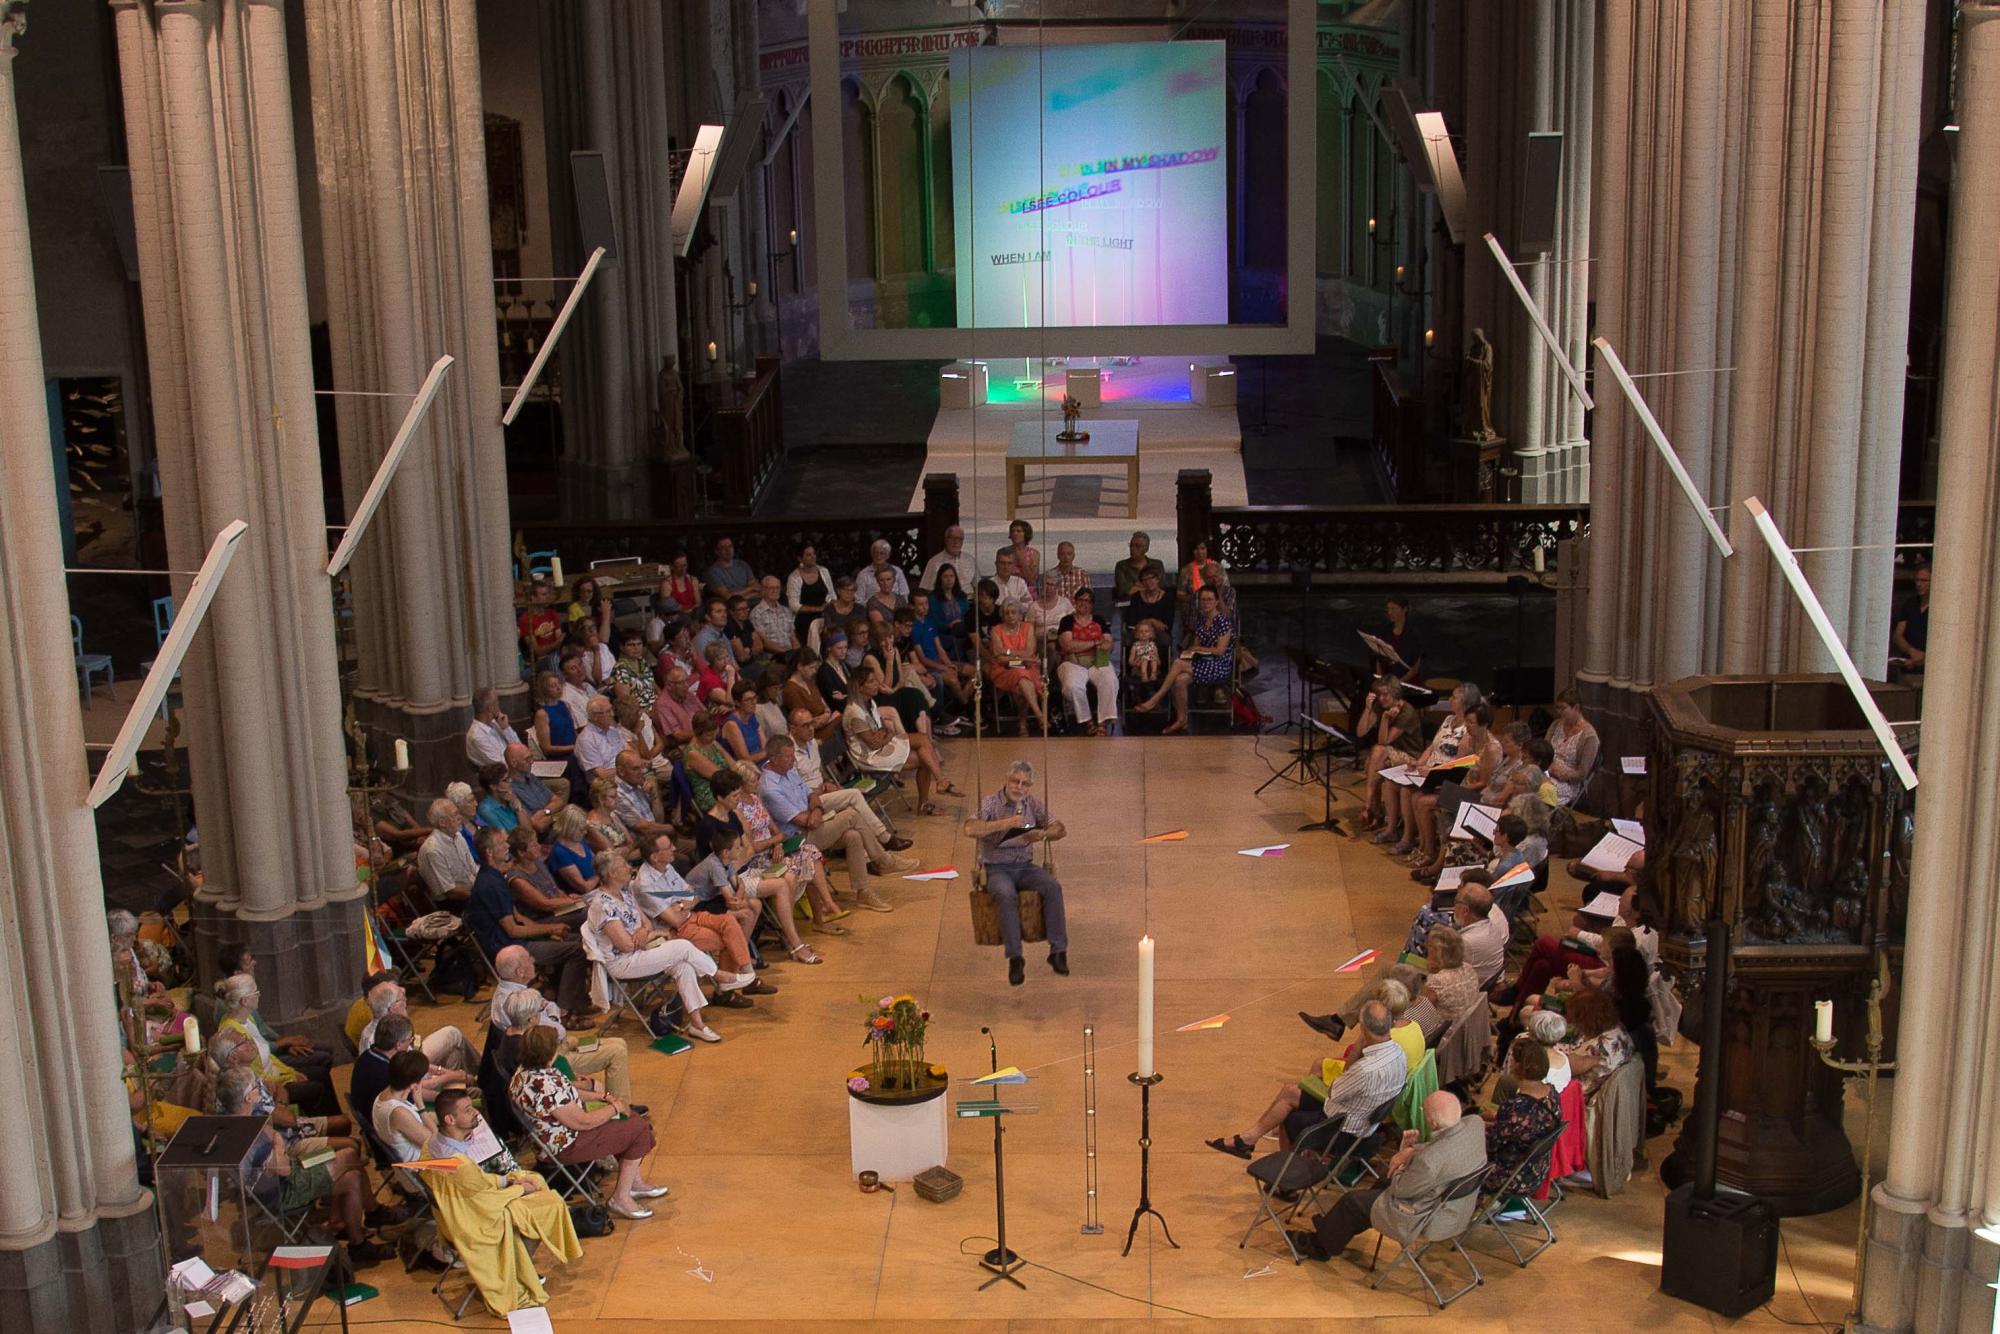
[968,887,1045,946]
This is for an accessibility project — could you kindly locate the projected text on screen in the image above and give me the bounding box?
[950,41,1229,329]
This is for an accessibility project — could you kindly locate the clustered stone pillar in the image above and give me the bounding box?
[1863,9,2000,1332]
[1450,0,1593,504]
[1581,0,1922,743]
[302,0,521,791]
[538,0,683,520]
[0,8,160,1328]
[111,0,361,1030]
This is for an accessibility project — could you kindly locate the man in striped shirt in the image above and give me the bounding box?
[1206,1001,1408,1159]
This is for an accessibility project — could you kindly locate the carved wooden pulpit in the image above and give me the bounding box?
[1646,675,1918,1215]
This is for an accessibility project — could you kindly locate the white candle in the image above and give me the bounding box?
[1814,999,1833,1045]
[747,279,758,298]
[550,555,564,586]
[183,1014,201,1055]
[789,228,798,247]
[128,756,141,778]
[1533,546,1545,574]
[393,738,411,772]
[706,340,718,363]
[1137,935,1155,1078]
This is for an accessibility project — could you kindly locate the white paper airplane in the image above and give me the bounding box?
[903,866,960,881]
[1237,844,1291,858]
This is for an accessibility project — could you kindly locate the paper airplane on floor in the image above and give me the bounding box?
[1176,1013,1231,1033]
[903,866,959,881]
[1237,843,1290,857]
[1333,948,1379,974]
[971,1066,1028,1085]
[1139,829,1189,844]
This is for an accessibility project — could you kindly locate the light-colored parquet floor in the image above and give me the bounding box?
[325,737,1869,1332]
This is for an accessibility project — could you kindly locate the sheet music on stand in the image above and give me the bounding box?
[1357,631,1406,670]
[1449,802,1502,843]
[1303,714,1354,745]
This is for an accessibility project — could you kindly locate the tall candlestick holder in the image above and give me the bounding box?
[1809,951,1895,1330]
[1121,1072,1178,1256]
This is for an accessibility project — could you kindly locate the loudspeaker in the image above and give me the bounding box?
[708,92,769,200]
[1517,131,1563,255]
[1660,1185,1779,1317]
[1380,82,1436,191]
[568,150,620,261]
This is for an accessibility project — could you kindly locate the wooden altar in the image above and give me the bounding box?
[1646,675,1918,1216]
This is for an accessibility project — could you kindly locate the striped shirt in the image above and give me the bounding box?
[1323,1038,1410,1134]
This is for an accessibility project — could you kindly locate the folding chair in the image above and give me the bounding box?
[1368,1164,1489,1308]
[520,1119,607,1209]
[1239,1094,1398,1263]
[1472,1120,1566,1267]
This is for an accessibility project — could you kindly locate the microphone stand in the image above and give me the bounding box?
[978,1027,1026,1290]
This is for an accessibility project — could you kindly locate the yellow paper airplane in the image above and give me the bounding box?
[971,1066,1027,1085]
[1139,829,1189,844]
[1176,1013,1231,1033]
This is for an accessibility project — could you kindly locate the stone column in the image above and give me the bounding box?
[302,0,522,791]
[1863,9,2000,1331]
[537,0,683,520]
[0,10,161,1327]
[112,0,361,1031]
[1580,0,1921,748]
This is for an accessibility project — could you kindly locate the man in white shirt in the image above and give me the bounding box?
[558,650,597,727]
[417,798,479,905]
[865,538,910,601]
[749,576,797,657]
[918,524,968,592]
[489,946,631,1097]
[1453,884,1510,988]
[990,550,1031,608]
[464,686,521,768]
[760,734,914,909]
[613,749,674,843]
[575,696,627,776]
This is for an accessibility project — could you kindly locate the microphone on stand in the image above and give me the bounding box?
[980,1026,997,1074]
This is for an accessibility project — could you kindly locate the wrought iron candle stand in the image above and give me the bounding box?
[1809,952,1896,1330]
[1121,1072,1178,1256]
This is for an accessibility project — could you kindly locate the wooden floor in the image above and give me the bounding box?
[335,737,1868,1331]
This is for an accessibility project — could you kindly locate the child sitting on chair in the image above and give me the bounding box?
[1128,621,1162,685]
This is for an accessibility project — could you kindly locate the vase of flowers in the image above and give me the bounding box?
[847,993,948,1105]
[1057,393,1089,443]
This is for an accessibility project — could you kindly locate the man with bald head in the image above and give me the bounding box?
[652,664,701,749]
[919,524,967,593]
[417,797,479,906]
[576,695,627,776]
[489,945,632,1097]
[1288,1089,1487,1263]
[464,685,522,768]
[1208,999,1408,1161]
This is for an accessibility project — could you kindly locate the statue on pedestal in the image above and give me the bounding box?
[654,354,689,464]
[1462,327,1497,442]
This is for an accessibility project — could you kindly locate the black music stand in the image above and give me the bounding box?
[1297,714,1354,834]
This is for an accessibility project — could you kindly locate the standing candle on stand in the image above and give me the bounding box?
[1814,999,1834,1045]
[393,738,411,772]
[1137,935,1155,1078]
[550,555,564,587]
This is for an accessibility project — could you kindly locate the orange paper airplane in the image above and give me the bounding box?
[1176,1013,1231,1032]
[1139,829,1189,844]
[1333,948,1379,973]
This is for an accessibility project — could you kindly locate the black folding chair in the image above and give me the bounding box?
[1472,1120,1566,1267]
[1368,1164,1489,1308]
[1239,1094,1397,1263]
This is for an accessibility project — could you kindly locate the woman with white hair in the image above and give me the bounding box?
[218,1065,394,1266]
[583,852,742,1044]
[216,974,336,1117]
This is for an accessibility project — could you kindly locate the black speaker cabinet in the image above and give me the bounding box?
[1660,1184,1779,1317]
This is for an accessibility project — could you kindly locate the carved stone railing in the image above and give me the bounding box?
[1193,494,1586,586]
[1647,674,1919,1216]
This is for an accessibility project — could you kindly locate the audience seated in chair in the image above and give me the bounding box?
[983,600,1050,735]
[1403,927,1482,1044]
[1205,999,1409,1161]
[1112,530,1167,601]
[465,685,522,770]
[215,975,338,1118]
[761,730,914,912]
[464,827,593,1025]
[359,979,476,1079]
[1546,687,1601,807]
[1136,585,1233,735]
[581,850,739,1044]
[1404,704,1499,877]
[1358,678,1425,831]
[509,1023,664,1220]
[217,1065,395,1266]
[418,797,480,907]
[1374,683,1480,853]
[844,665,954,810]
[1055,588,1119,735]
[1483,1038,1561,1195]
[1284,1090,1486,1264]
[422,1086,583,1317]
[490,948,626,1094]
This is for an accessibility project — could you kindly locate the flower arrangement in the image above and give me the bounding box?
[1057,393,1089,442]
[851,993,945,1099]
